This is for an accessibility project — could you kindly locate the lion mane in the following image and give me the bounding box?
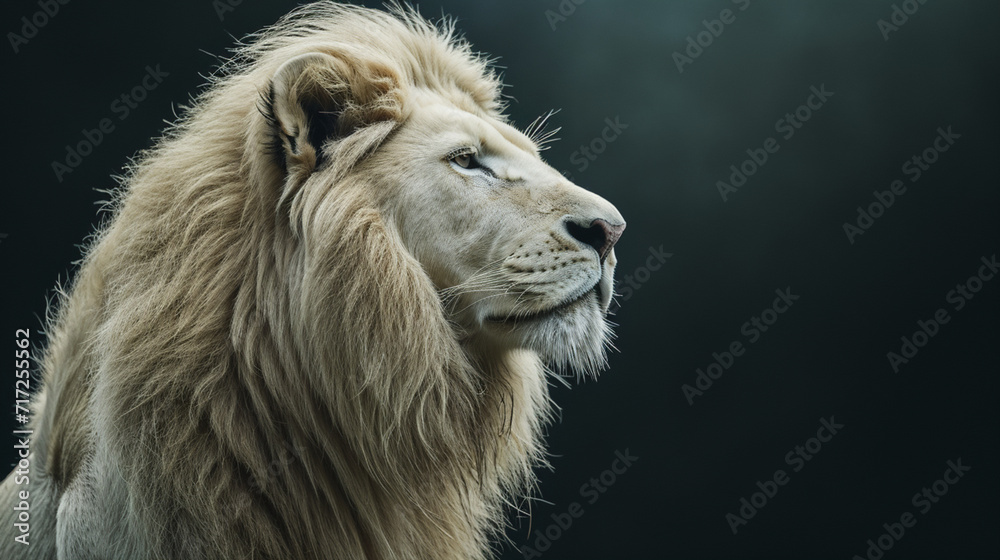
[1,4,568,559]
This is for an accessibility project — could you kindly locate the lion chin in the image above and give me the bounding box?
[0,3,625,560]
[484,287,613,378]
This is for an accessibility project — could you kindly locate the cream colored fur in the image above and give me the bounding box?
[0,3,624,559]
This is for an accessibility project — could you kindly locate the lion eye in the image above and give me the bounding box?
[450,151,480,170]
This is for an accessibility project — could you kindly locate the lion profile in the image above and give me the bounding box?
[0,3,624,558]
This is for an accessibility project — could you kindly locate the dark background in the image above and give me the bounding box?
[2,1,998,558]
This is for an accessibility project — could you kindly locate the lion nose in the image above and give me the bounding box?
[565,218,625,263]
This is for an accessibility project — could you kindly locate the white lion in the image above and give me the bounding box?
[0,3,624,558]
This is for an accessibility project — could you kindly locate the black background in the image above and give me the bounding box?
[2,1,998,559]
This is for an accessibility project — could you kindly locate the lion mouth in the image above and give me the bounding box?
[486,283,599,324]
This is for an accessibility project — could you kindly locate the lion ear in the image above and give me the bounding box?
[268,53,345,171]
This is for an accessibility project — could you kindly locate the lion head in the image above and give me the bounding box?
[14,4,625,559]
[264,35,625,380]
